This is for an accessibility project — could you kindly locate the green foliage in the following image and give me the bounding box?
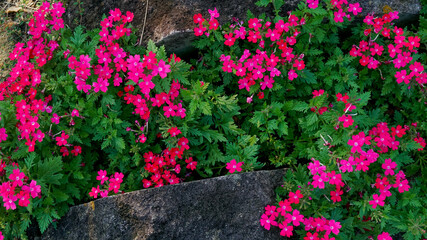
[0,0,426,239]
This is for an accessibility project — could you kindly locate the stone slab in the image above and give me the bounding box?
[41,169,287,240]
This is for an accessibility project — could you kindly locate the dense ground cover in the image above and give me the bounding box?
[0,0,426,239]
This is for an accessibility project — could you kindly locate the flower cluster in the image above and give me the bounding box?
[194,10,308,96]
[1,2,65,152]
[349,11,426,87]
[306,0,362,23]
[1,166,41,210]
[193,8,220,37]
[68,9,185,141]
[89,170,124,198]
[260,189,342,239]
[142,132,194,188]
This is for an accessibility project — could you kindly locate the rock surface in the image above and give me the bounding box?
[41,169,287,240]
[63,0,421,56]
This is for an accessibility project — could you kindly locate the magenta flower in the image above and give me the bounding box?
[330,187,343,203]
[382,159,397,176]
[96,170,108,185]
[377,232,392,240]
[71,109,80,117]
[55,132,69,146]
[338,114,354,128]
[369,194,386,209]
[285,209,304,226]
[93,78,109,93]
[153,60,171,79]
[393,179,410,193]
[277,200,292,216]
[17,191,30,207]
[279,223,293,237]
[9,169,25,187]
[348,3,362,15]
[3,195,18,210]
[312,172,329,189]
[22,180,41,198]
[260,213,277,230]
[89,185,100,198]
[0,128,7,143]
[288,190,303,204]
[326,220,342,235]
[226,159,243,173]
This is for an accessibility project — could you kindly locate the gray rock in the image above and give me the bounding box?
[63,0,421,57]
[41,169,287,240]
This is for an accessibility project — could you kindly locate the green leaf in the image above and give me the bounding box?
[37,212,53,233]
[292,101,309,112]
[114,137,126,152]
[199,101,212,115]
[36,157,64,188]
[52,189,69,203]
[278,121,289,136]
[255,0,270,7]
[25,152,37,171]
[70,26,88,47]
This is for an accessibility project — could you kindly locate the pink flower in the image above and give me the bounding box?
[327,171,343,187]
[277,200,292,216]
[226,159,243,173]
[260,213,278,230]
[51,113,60,124]
[330,187,343,203]
[153,60,171,79]
[279,223,293,237]
[89,185,100,198]
[100,190,109,198]
[395,70,411,84]
[377,232,392,240]
[393,178,410,193]
[96,170,108,185]
[208,8,219,20]
[0,128,7,143]
[285,209,304,226]
[326,220,342,235]
[382,159,397,176]
[71,109,79,117]
[338,115,354,128]
[17,191,30,207]
[168,127,181,137]
[22,180,41,198]
[348,3,362,15]
[55,132,69,146]
[3,195,18,210]
[312,172,329,189]
[304,232,319,240]
[369,194,386,209]
[288,69,298,81]
[289,190,304,204]
[333,9,345,23]
[312,89,324,97]
[348,134,364,153]
[93,78,109,93]
[308,160,326,175]
[9,169,25,187]
[71,146,82,156]
[108,179,121,193]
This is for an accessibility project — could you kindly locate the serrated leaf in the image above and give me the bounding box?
[293,101,309,112]
[37,212,53,233]
[114,137,126,151]
[36,157,64,188]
